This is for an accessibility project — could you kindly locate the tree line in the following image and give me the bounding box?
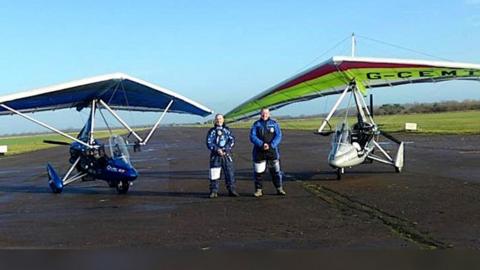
[277,99,480,119]
[374,99,480,115]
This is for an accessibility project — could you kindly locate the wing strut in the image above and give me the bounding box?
[98,99,143,142]
[89,100,96,145]
[0,103,93,148]
[142,99,173,145]
[97,99,174,146]
[317,82,354,133]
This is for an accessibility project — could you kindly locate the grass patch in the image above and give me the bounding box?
[0,129,142,156]
[1,111,478,156]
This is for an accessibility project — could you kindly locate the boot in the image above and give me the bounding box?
[276,187,286,196]
[253,189,263,198]
[228,190,240,197]
[209,191,218,198]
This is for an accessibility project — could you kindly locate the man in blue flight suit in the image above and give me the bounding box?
[206,114,239,198]
[249,108,286,197]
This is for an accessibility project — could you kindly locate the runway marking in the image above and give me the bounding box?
[302,182,451,250]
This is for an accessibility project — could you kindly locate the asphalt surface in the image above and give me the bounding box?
[0,127,479,249]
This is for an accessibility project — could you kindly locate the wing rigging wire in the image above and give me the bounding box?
[356,34,453,62]
[119,80,130,109]
[292,35,351,75]
[98,108,113,136]
[291,35,352,101]
[266,35,352,123]
[343,90,354,126]
[107,80,122,105]
[285,34,456,128]
[353,35,456,129]
[118,79,138,140]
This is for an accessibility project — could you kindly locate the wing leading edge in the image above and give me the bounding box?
[0,73,212,117]
[225,56,480,121]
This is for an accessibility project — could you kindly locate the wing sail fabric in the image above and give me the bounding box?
[0,73,212,117]
[225,56,480,121]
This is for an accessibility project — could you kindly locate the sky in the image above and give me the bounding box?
[1,0,480,134]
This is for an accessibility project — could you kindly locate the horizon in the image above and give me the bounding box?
[1,1,480,134]
[1,98,479,137]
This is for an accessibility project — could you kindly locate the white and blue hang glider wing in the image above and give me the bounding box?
[0,73,212,116]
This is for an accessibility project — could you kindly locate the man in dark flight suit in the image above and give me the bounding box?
[249,108,286,197]
[206,114,239,198]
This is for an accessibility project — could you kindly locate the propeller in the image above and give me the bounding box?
[379,131,402,145]
[43,140,71,146]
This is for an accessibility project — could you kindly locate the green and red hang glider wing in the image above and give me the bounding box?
[225,56,480,121]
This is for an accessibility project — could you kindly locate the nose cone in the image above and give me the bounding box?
[110,158,138,181]
[328,143,359,168]
[126,168,138,181]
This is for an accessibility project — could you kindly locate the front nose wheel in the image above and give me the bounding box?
[116,180,130,194]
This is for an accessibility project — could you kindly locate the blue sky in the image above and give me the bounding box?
[1,0,480,134]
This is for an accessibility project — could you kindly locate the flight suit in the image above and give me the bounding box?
[206,124,236,193]
[249,118,283,190]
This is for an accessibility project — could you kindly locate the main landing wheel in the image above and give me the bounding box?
[116,180,130,194]
[336,168,344,180]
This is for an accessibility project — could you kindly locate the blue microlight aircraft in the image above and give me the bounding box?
[0,73,212,194]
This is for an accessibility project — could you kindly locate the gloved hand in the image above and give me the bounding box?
[263,143,270,150]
